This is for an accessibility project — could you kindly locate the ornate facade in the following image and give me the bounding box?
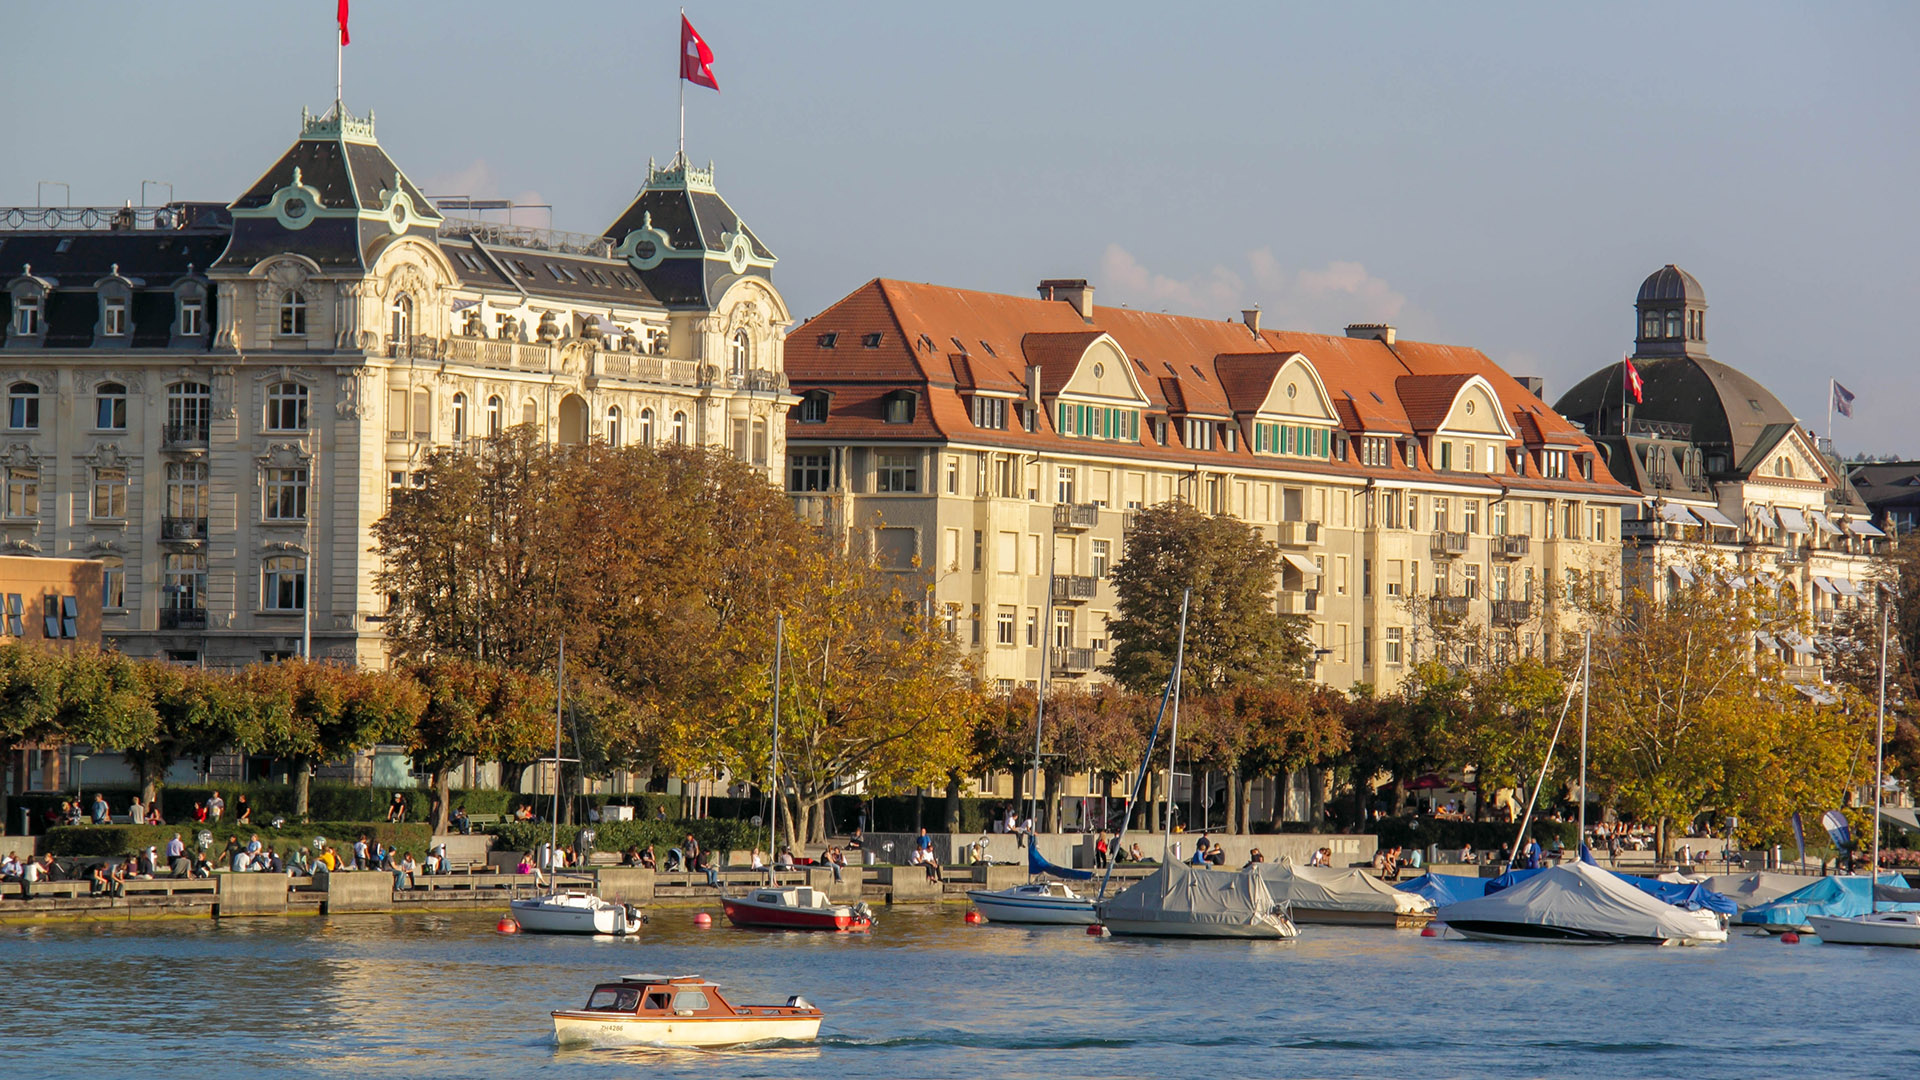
[0,101,794,667]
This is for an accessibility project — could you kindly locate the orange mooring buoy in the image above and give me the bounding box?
[1087,924,1108,937]
[965,909,984,925]
[693,912,713,927]
[1420,926,1439,937]
[497,916,520,934]
[1781,932,1801,944]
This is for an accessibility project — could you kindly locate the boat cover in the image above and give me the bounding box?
[1485,867,1734,915]
[1739,875,1920,927]
[1699,871,1816,910]
[1436,862,1717,942]
[1257,864,1431,915]
[1396,872,1488,908]
[1100,861,1278,930]
[1028,845,1093,881]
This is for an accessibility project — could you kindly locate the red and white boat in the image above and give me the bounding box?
[721,885,873,932]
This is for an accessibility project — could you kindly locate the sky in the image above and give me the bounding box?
[3,2,1916,454]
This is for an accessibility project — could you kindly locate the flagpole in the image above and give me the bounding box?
[678,7,686,163]
[1826,377,1833,454]
[336,32,342,106]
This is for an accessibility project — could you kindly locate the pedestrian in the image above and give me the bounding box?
[206,790,225,821]
[387,791,408,823]
[90,793,109,824]
[1094,832,1110,869]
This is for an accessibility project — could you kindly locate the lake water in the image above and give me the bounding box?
[8,905,1907,1079]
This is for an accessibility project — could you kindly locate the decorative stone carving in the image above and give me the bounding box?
[83,443,128,469]
[536,311,560,343]
[336,368,373,419]
[255,442,312,468]
[0,443,42,468]
[209,366,238,420]
[0,538,44,554]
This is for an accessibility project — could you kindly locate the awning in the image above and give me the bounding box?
[1797,685,1839,706]
[1695,506,1739,529]
[1813,576,1839,595]
[1777,508,1809,534]
[1783,632,1816,657]
[1281,553,1320,577]
[1809,511,1842,535]
[1671,565,1697,585]
[1754,632,1779,650]
[1658,504,1701,525]
[1834,578,1867,598]
[1751,507,1778,530]
[1846,519,1889,538]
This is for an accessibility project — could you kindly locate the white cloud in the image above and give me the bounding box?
[1101,244,1411,334]
[424,159,498,199]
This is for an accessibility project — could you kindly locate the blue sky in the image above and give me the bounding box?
[4,2,1915,453]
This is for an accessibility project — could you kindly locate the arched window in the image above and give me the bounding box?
[279,291,307,336]
[262,555,307,611]
[731,330,750,377]
[485,395,502,436]
[605,405,622,446]
[94,382,127,430]
[671,410,687,444]
[8,382,40,430]
[1641,310,1658,339]
[265,383,309,431]
[390,293,413,345]
[522,398,539,428]
[638,407,654,444]
[451,393,468,441]
[1664,309,1681,339]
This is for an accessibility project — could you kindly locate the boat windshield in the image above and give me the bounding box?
[586,987,640,1012]
[671,990,710,1013]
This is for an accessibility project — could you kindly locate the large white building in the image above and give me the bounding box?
[0,100,795,667]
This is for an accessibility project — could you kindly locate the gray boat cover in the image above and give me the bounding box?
[1100,861,1279,930]
[1256,864,1433,915]
[1697,871,1814,910]
[1435,861,1716,942]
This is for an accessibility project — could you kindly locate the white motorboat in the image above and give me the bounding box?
[1809,910,1920,948]
[552,974,822,1047]
[512,889,646,936]
[967,881,1097,925]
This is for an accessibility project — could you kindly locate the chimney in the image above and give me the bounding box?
[1241,307,1262,336]
[1515,376,1546,400]
[1025,364,1044,410]
[1345,323,1395,346]
[1038,278,1095,323]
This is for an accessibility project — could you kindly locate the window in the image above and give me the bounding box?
[12,296,40,336]
[1054,608,1075,648]
[1492,501,1508,536]
[1433,498,1449,532]
[945,457,959,494]
[730,330,749,377]
[877,452,918,493]
[93,382,128,430]
[412,388,431,440]
[671,411,687,444]
[264,466,309,520]
[1360,435,1393,467]
[1439,441,1453,470]
[451,393,468,440]
[1386,559,1404,597]
[817,332,838,348]
[167,462,207,518]
[390,293,413,344]
[1056,467,1076,505]
[1182,417,1215,450]
[1463,563,1480,600]
[523,398,539,428]
[1253,422,1331,459]
[1541,449,1567,479]
[606,406,622,446]
[798,391,831,424]
[1492,564,1510,602]
[265,383,309,430]
[973,530,984,571]
[262,555,306,611]
[101,559,125,610]
[91,467,127,519]
[1665,310,1681,339]
[166,382,210,441]
[1642,311,1659,339]
[969,395,1007,430]
[104,297,127,337]
[1486,445,1499,473]
[1335,555,1349,596]
[861,333,883,348]
[730,418,749,462]
[884,392,917,424]
[5,467,38,517]
[485,395,502,436]
[1464,500,1479,535]
[164,552,206,610]
[996,606,1016,645]
[1092,539,1110,578]
[279,291,307,335]
[8,383,39,429]
[752,420,768,467]
[1385,627,1404,666]
[1589,507,1607,542]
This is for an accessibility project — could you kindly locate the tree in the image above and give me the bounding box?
[1228,682,1350,831]
[1105,501,1310,694]
[0,643,64,829]
[1041,684,1146,832]
[131,664,254,806]
[410,658,555,834]
[53,649,158,779]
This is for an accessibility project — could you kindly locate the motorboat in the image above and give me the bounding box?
[511,889,645,936]
[1435,862,1724,946]
[1738,875,1917,934]
[721,885,873,932]
[967,881,1097,925]
[1097,861,1298,939]
[1257,863,1433,927]
[552,974,822,1047]
[1809,910,1920,947]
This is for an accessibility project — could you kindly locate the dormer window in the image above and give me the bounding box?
[883,390,917,424]
[861,333,883,348]
[817,332,838,348]
[1541,449,1568,479]
[94,382,127,430]
[103,297,127,337]
[8,382,40,429]
[1181,417,1215,451]
[968,395,1006,430]
[12,295,40,337]
[179,298,203,337]
[798,390,831,424]
[279,291,307,336]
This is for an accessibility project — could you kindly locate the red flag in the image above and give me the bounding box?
[680,15,718,90]
[337,0,350,46]
[1623,355,1643,404]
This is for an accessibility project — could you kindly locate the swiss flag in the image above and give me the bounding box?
[1623,355,1643,404]
[337,0,350,46]
[681,15,718,90]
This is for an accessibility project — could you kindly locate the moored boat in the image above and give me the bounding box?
[511,889,645,936]
[1435,862,1724,946]
[1809,909,1920,947]
[721,885,873,932]
[551,974,822,1047]
[967,881,1097,925]
[1097,861,1299,939]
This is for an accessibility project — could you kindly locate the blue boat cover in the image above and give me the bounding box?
[1028,844,1093,881]
[1740,874,1920,926]
[1395,872,1486,907]
[1486,866,1736,915]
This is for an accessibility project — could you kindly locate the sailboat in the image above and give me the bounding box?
[1809,595,1920,947]
[1095,589,1299,939]
[511,638,645,936]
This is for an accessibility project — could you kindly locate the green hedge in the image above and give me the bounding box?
[487,818,758,859]
[1372,816,1579,853]
[46,822,432,858]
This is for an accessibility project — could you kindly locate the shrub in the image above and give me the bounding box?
[46,822,432,858]
[487,818,758,860]
[1372,816,1578,853]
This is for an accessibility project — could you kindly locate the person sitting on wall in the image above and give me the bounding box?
[452,806,471,835]
[387,792,408,823]
[639,844,657,870]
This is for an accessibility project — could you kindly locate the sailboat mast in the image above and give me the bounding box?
[1029,536,1058,834]
[770,611,783,871]
[1093,588,1189,903]
[549,636,563,880]
[1872,594,1888,905]
[1578,631,1590,848]
[1164,589,1190,860]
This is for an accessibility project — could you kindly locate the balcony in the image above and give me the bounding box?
[161,422,210,449]
[1051,575,1098,603]
[1050,647,1097,675]
[160,516,209,542]
[1053,503,1100,532]
[1491,599,1531,626]
[1430,531,1469,556]
[1275,520,1320,547]
[1279,589,1320,615]
[1495,535,1530,558]
[158,607,207,630]
[1430,595,1470,623]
